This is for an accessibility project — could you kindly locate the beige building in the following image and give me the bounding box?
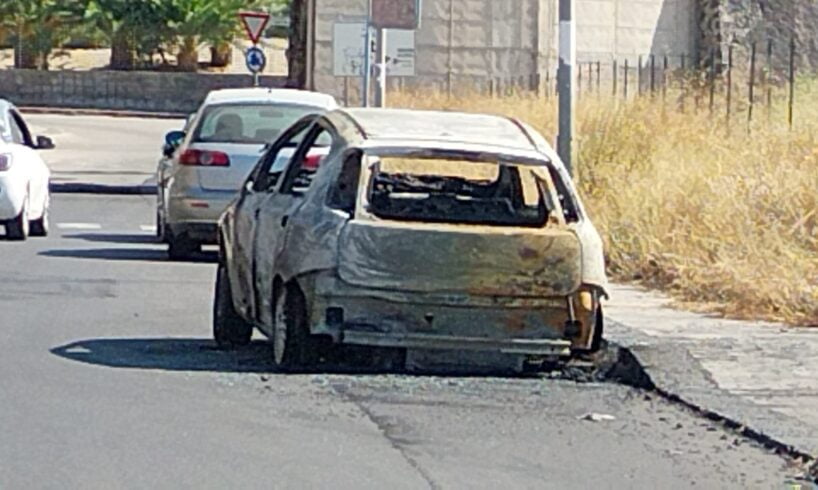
[304,0,698,100]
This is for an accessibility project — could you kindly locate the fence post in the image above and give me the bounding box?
[612,59,618,97]
[637,55,643,96]
[766,39,773,121]
[662,55,668,103]
[596,61,601,95]
[748,41,756,132]
[680,54,686,113]
[788,37,795,130]
[726,43,733,133]
[624,59,629,99]
[650,54,656,95]
[708,48,716,115]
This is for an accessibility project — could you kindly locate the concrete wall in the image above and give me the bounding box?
[313,0,698,99]
[0,69,287,114]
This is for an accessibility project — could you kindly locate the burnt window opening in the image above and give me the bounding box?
[367,157,558,227]
[547,167,581,223]
[327,151,362,214]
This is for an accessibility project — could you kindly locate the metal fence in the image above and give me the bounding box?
[541,38,802,132]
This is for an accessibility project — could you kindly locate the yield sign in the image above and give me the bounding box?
[239,11,270,45]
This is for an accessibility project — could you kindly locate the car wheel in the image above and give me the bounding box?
[155,210,163,239]
[590,306,605,353]
[272,284,319,370]
[213,260,253,349]
[5,199,29,241]
[168,233,199,260]
[30,204,49,237]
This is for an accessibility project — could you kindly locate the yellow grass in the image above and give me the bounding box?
[390,85,818,326]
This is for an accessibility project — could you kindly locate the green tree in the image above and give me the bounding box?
[84,0,166,70]
[163,0,257,71]
[0,0,85,70]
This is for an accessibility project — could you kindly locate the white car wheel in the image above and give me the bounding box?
[30,199,49,237]
[5,197,29,241]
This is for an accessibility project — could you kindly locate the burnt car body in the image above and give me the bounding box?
[213,108,608,369]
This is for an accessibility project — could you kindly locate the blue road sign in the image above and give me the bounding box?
[245,46,266,74]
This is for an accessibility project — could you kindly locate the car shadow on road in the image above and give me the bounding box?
[51,338,276,373]
[50,338,531,378]
[39,248,218,263]
[64,233,160,245]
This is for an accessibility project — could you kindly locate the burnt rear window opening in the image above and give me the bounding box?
[367,157,561,227]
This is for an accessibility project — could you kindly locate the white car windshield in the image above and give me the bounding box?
[193,103,323,144]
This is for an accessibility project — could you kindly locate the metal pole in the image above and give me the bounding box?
[362,0,373,107]
[557,0,575,176]
[374,28,387,107]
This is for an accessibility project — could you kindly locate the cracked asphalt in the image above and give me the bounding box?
[0,194,808,488]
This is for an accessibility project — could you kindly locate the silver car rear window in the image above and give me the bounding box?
[193,103,323,144]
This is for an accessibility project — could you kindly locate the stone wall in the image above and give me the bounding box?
[0,69,288,114]
[715,0,818,72]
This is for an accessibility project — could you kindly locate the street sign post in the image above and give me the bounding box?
[363,0,421,107]
[239,11,271,87]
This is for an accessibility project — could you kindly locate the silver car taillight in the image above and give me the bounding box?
[0,154,12,171]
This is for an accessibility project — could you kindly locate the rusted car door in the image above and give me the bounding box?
[251,122,337,328]
[231,120,316,319]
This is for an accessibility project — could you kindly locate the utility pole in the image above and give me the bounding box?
[374,28,387,107]
[362,0,373,107]
[556,0,576,176]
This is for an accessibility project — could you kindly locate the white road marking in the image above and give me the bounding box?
[57,223,102,230]
[140,225,157,232]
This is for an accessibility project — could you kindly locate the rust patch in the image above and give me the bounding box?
[518,245,540,260]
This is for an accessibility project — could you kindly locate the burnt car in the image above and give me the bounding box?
[213,108,609,369]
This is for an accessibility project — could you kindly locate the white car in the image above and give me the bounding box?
[156,88,337,259]
[0,100,54,240]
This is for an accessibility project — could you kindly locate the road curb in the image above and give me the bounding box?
[50,182,157,195]
[606,318,817,482]
[20,106,185,120]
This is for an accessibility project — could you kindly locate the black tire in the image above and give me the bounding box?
[589,306,605,353]
[168,233,199,260]
[213,261,253,348]
[5,201,29,241]
[30,205,49,237]
[272,284,319,369]
[155,210,163,239]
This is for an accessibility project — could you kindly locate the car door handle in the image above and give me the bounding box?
[281,215,289,227]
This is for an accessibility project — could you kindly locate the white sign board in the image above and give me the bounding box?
[333,23,416,77]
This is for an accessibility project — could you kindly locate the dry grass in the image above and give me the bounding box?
[390,85,818,326]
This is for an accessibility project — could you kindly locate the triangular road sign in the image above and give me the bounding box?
[240,11,271,45]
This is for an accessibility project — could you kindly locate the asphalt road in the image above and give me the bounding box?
[24,113,185,187]
[0,194,804,489]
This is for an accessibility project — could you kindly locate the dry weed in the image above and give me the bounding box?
[390,85,818,326]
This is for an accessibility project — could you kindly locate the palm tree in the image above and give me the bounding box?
[0,0,85,70]
[84,0,166,70]
[163,0,256,71]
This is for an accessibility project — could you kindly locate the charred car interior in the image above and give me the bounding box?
[367,155,557,227]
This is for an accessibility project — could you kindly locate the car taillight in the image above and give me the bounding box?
[303,153,323,170]
[0,154,11,171]
[179,149,230,167]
